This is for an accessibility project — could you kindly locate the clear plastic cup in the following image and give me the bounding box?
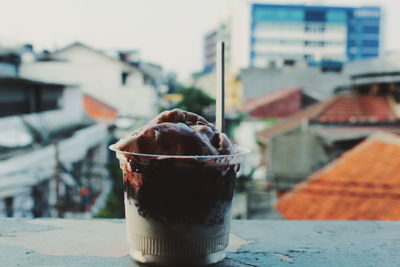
[110,145,248,266]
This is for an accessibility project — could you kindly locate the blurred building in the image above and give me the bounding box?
[195,2,381,110]
[239,88,304,119]
[239,65,348,103]
[258,92,400,194]
[249,4,381,67]
[20,42,162,119]
[0,42,35,76]
[233,89,310,220]
[0,77,109,217]
[257,50,400,194]
[276,132,400,220]
[204,2,381,71]
[234,88,314,187]
[235,88,306,155]
[344,51,400,97]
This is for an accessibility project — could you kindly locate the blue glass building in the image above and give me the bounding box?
[250,4,381,66]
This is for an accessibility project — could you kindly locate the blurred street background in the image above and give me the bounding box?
[1,0,400,220]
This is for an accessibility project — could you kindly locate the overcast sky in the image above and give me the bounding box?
[1,0,399,81]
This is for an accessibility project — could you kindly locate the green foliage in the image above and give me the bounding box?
[264,118,278,126]
[96,161,125,218]
[175,87,214,116]
[236,168,256,193]
[158,106,167,113]
[165,72,180,94]
[236,112,247,122]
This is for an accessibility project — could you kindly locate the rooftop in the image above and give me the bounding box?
[239,88,302,119]
[0,75,67,88]
[313,126,400,145]
[257,93,400,143]
[257,98,334,141]
[345,51,400,77]
[277,132,400,220]
[83,94,118,123]
[316,95,398,124]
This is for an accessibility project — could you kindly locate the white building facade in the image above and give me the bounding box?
[20,42,160,119]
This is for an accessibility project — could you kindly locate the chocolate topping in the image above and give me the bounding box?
[115,109,233,156]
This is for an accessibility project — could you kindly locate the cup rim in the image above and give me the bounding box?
[109,144,250,159]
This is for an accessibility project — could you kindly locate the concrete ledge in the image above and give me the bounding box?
[0,219,399,266]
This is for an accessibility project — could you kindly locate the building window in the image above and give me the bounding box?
[363,26,379,34]
[304,40,325,47]
[121,72,129,86]
[283,59,295,66]
[0,87,30,116]
[5,197,13,217]
[38,87,63,112]
[362,40,379,47]
[304,24,325,33]
[304,54,313,60]
[348,39,357,46]
[362,53,378,58]
[305,11,326,22]
[0,85,63,117]
[326,10,347,23]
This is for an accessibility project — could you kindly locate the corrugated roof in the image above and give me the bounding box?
[276,132,400,220]
[240,88,302,119]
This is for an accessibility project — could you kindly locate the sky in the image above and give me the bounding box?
[0,0,399,81]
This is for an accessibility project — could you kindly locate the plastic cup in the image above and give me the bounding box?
[110,145,247,266]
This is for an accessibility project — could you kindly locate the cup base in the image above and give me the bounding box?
[130,248,226,266]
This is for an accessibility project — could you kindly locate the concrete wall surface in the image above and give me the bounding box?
[0,219,399,266]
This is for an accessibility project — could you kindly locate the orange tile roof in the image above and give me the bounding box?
[277,132,400,220]
[83,94,118,122]
[257,97,335,141]
[317,95,398,123]
[257,94,400,143]
[240,88,302,119]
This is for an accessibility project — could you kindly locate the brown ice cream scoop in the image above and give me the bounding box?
[115,109,234,156]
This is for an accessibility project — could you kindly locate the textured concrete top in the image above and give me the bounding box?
[1,219,399,267]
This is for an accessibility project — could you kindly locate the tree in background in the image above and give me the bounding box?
[96,159,125,218]
[165,72,181,94]
[175,87,214,116]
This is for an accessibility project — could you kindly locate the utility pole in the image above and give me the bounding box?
[54,141,61,217]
